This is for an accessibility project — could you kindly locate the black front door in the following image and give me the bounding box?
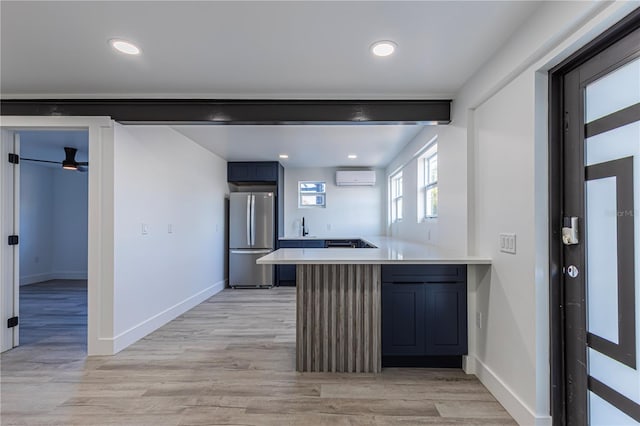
[552,14,640,425]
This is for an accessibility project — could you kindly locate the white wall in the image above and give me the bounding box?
[472,70,541,422]
[52,168,88,279]
[283,167,385,237]
[19,163,54,284]
[112,124,227,351]
[19,163,88,285]
[385,126,468,252]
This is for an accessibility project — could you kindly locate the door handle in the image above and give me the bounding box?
[562,217,579,245]
[246,194,251,246]
[251,195,256,246]
[230,249,273,255]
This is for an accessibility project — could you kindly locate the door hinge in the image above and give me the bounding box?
[8,153,19,164]
[7,316,18,328]
[564,112,569,133]
[8,235,19,246]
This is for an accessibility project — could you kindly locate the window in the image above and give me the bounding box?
[420,144,438,219]
[298,181,326,207]
[390,171,403,222]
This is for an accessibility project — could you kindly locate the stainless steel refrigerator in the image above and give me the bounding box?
[229,192,275,288]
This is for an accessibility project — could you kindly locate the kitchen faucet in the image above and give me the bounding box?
[302,217,309,236]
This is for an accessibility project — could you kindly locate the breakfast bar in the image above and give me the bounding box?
[257,237,491,373]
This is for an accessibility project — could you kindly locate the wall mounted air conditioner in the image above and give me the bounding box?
[335,170,376,186]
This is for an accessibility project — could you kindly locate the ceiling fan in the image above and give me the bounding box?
[22,147,89,172]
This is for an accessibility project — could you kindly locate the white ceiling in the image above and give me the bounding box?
[173,124,425,168]
[1,1,542,168]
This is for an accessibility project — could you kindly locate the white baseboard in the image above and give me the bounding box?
[20,273,55,286]
[52,271,88,280]
[462,354,476,374]
[110,280,225,354]
[89,338,116,356]
[20,271,88,286]
[473,356,552,426]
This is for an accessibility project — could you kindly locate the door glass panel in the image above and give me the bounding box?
[589,392,638,425]
[589,347,640,402]
[585,57,640,123]
[586,121,640,167]
[584,55,640,424]
[586,177,619,344]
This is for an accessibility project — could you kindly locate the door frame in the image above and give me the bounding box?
[0,116,115,355]
[0,130,20,352]
[548,9,640,425]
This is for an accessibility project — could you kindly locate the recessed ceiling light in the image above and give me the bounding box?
[279,154,289,159]
[109,39,141,55]
[348,154,358,159]
[370,40,396,57]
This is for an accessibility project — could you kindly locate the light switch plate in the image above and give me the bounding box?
[142,223,149,235]
[499,233,516,254]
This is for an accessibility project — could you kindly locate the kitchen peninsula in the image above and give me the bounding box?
[257,236,491,373]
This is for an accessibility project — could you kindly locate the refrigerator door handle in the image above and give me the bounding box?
[251,194,256,246]
[246,194,251,246]
[230,249,273,255]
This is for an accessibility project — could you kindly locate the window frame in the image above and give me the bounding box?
[390,171,403,223]
[420,144,438,219]
[298,181,326,208]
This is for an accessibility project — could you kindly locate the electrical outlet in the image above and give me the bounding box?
[476,311,482,329]
[499,233,516,254]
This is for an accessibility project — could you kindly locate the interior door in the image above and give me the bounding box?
[562,26,640,425]
[1,130,20,352]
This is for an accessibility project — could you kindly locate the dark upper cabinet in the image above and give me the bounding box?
[227,161,280,184]
[382,265,467,357]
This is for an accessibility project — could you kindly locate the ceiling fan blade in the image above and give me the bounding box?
[21,158,62,165]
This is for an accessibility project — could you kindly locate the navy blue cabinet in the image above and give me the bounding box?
[382,283,426,355]
[425,282,467,355]
[382,265,467,362]
[228,161,279,183]
[276,239,325,286]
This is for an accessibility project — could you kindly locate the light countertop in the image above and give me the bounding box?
[258,236,491,265]
[279,236,368,241]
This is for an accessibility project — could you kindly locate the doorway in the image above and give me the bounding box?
[18,130,89,350]
[1,116,114,356]
[550,11,640,425]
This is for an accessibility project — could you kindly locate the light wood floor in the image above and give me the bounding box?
[1,282,515,425]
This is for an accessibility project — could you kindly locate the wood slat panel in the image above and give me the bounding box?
[296,264,381,373]
[296,265,304,371]
[355,265,362,373]
[372,265,381,372]
[313,265,320,371]
[338,265,345,372]
[364,265,370,371]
